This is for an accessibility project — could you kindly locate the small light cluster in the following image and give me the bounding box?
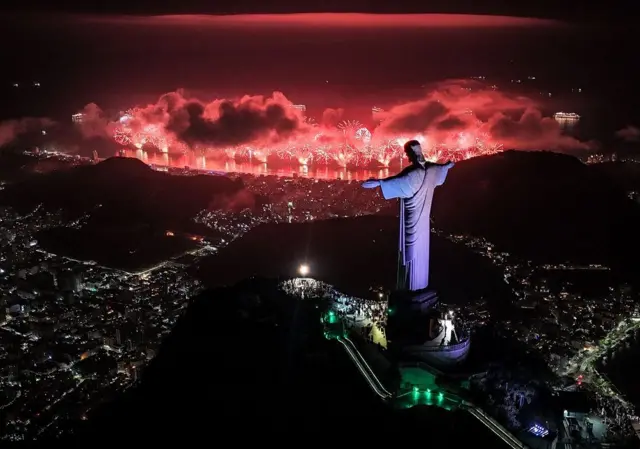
[528,423,549,437]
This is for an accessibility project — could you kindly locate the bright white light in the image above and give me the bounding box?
[298,264,310,277]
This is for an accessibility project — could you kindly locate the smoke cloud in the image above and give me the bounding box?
[0,118,55,148]
[377,79,590,151]
[75,103,114,139]
[103,91,310,149]
[321,108,344,127]
[167,92,305,146]
[76,79,591,163]
[208,189,256,212]
[615,125,640,142]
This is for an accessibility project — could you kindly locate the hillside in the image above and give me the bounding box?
[197,214,514,312]
[0,156,257,228]
[25,280,506,447]
[2,151,639,277]
[588,161,640,193]
[432,150,640,272]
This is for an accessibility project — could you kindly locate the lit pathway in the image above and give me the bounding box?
[324,312,527,449]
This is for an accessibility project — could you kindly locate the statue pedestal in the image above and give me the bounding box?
[389,289,439,316]
[387,288,439,344]
[387,289,471,370]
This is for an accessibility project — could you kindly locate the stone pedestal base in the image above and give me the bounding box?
[409,289,439,313]
[387,289,471,371]
[390,289,439,316]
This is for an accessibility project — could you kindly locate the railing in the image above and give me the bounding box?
[336,336,392,400]
[462,402,528,449]
[398,360,445,376]
[337,334,527,449]
[407,337,471,353]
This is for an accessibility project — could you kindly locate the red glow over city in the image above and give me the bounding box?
[77,13,562,29]
[74,79,588,175]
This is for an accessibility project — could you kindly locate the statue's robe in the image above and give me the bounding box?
[379,163,451,292]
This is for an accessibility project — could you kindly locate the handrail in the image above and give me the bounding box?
[463,402,528,449]
[342,337,393,397]
[337,334,527,449]
[336,337,392,399]
[398,360,445,376]
[337,338,389,399]
[406,338,471,353]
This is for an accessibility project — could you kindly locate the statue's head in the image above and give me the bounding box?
[403,140,425,165]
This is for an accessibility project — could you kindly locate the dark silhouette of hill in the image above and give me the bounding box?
[589,161,640,193]
[4,150,638,280]
[17,279,507,447]
[197,215,514,313]
[0,156,258,229]
[36,226,198,272]
[432,150,640,274]
[0,150,37,182]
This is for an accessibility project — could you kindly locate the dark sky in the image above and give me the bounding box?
[0,0,634,23]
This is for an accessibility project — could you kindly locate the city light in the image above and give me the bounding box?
[298,264,310,277]
[528,424,549,438]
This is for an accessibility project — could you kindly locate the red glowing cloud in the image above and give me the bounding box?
[75,13,563,29]
[616,125,640,142]
[165,92,309,147]
[76,79,591,168]
[377,79,589,151]
[0,118,55,148]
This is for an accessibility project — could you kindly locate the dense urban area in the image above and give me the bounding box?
[1,147,640,446]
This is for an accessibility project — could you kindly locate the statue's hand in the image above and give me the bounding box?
[362,179,380,189]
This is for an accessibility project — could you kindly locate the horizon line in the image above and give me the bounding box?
[65,13,565,28]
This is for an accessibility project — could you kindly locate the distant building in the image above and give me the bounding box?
[290,104,306,112]
[72,113,85,123]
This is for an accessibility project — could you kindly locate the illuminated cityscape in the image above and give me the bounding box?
[0,204,204,440]
[1,6,639,448]
[1,144,639,445]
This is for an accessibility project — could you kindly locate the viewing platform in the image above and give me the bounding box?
[404,337,471,367]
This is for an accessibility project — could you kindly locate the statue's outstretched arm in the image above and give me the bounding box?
[362,167,408,191]
[433,161,455,186]
[380,169,418,199]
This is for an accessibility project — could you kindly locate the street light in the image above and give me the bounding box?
[298,264,310,277]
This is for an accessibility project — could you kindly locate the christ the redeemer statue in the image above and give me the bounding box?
[362,140,454,293]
